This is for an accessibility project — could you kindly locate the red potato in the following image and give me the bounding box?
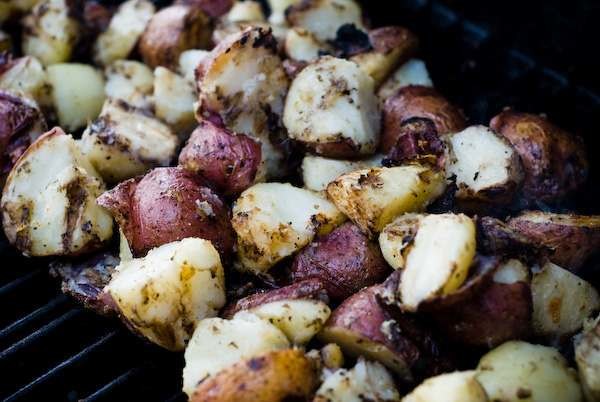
[178,120,262,196]
[176,0,233,18]
[476,216,546,263]
[490,110,588,203]
[381,85,466,153]
[290,222,391,302]
[97,167,234,260]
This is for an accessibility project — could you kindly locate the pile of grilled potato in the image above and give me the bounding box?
[1,0,599,401]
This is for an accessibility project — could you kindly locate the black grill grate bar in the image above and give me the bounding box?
[4,330,121,402]
[0,294,68,341]
[165,392,187,402]
[0,309,82,359]
[0,269,43,298]
[82,366,145,401]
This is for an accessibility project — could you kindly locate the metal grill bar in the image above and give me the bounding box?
[0,269,43,298]
[83,366,145,402]
[0,294,68,342]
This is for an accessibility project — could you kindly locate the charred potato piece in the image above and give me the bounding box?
[476,341,583,402]
[0,55,51,108]
[178,120,262,196]
[80,99,177,183]
[183,312,290,396]
[283,56,380,158]
[403,371,488,402]
[231,182,344,274]
[326,165,446,236]
[378,213,423,270]
[22,0,80,65]
[139,5,211,70]
[382,85,466,153]
[153,66,196,134]
[301,154,382,192]
[575,316,600,402]
[226,0,265,22]
[445,125,524,205]
[351,26,419,87]
[190,349,318,402]
[290,222,391,301]
[94,0,155,66]
[1,127,113,256]
[104,60,154,109]
[531,262,599,338]
[314,358,401,402]
[507,211,600,271]
[378,58,433,101]
[105,238,225,351]
[490,110,588,203]
[383,117,446,169]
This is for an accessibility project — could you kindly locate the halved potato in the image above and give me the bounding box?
[105,237,225,351]
[80,99,177,183]
[283,56,380,158]
[104,60,153,109]
[378,58,433,101]
[531,262,600,338]
[301,154,382,192]
[1,127,112,256]
[0,55,51,107]
[326,165,446,236]
[93,0,155,66]
[231,182,345,274]
[153,67,196,134]
[182,312,290,396]
[575,316,600,402]
[476,341,583,402]
[47,63,105,131]
[286,0,364,42]
[314,358,400,402]
[403,371,488,402]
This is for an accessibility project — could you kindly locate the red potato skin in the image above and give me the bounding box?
[369,26,419,56]
[97,167,234,260]
[490,111,588,203]
[290,222,392,302]
[221,278,329,318]
[381,85,466,153]
[176,0,233,18]
[178,120,262,196]
[382,117,445,169]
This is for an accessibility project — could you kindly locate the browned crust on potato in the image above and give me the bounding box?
[382,85,466,153]
[176,0,233,18]
[382,117,445,169]
[190,349,318,402]
[489,110,588,202]
[369,25,418,56]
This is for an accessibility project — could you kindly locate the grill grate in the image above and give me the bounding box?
[0,1,598,401]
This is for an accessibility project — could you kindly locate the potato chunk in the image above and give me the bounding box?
[283,56,380,158]
[0,55,51,107]
[226,0,265,22]
[1,128,112,256]
[179,49,210,81]
[105,238,225,351]
[153,67,196,134]
[104,60,154,109]
[575,316,600,401]
[314,358,400,402]
[476,341,583,402]
[284,28,325,61]
[378,213,424,270]
[231,183,344,274]
[286,0,364,42]
[94,0,155,66]
[301,154,381,192]
[327,165,446,236]
[403,371,488,402]
[182,312,290,396]
[378,59,433,101]
[531,262,599,338]
[80,99,177,183]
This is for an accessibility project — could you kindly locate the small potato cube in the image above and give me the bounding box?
[105,237,226,351]
[80,99,177,183]
[301,154,382,192]
[378,213,424,270]
[231,182,345,274]
[267,0,298,25]
[227,0,265,22]
[0,55,51,108]
[104,60,154,109]
[476,341,583,402]
[286,0,364,42]
[94,0,155,66]
[1,128,112,256]
[531,262,600,338]
[403,371,488,402]
[47,63,105,131]
[575,316,600,401]
[378,59,433,101]
[182,312,290,396]
[153,67,196,134]
[284,28,326,61]
[178,49,210,81]
[283,56,380,158]
[326,165,446,236]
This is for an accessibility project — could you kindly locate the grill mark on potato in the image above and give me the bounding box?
[62,177,87,251]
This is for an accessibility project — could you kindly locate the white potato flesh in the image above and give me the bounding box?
[245,299,331,344]
[267,0,298,25]
[284,28,324,61]
[104,60,154,109]
[301,154,382,192]
[231,182,345,273]
[314,358,400,402]
[1,128,112,256]
[575,316,600,402]
[80,99,177,183]
[153,67,196,134]
[178,49,209,82]
[47,63,105,131]
[532,262,600,338]
[22,0,80,65]
[227,0,265,22]
[105,238,225,351]
[283,56,380,156]
[476,341,583,402]
[286,0,364,42]
[378,59,433,101]
[94,0,155,66]
[402,371,488,402]
[445,125,523,201]
[378,213,424,270]
[327,166,446,236]
[493,259,530,284]
[0,56,51,107]
[182,312,290,396]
